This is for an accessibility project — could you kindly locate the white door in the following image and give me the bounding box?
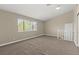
[64,23,73,41]
[77,14,79,45]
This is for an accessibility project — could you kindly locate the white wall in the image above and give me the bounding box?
[44,11,74,40]
[0,10,44,45]
[73,5,78,46]
[73,5,79,47]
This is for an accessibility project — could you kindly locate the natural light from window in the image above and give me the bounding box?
[18,19,37,32]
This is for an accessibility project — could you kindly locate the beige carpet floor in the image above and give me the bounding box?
[0,35,79,55]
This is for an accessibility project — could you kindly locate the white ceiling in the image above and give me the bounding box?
[0,4,74,21]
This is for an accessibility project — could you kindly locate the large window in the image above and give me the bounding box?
[18,19,37,32]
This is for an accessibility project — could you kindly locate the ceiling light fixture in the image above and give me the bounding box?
[56,5,61,10]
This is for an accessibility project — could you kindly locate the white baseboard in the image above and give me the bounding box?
[0,34,76,48]
[0,34,44,47]
[45,34,74,41]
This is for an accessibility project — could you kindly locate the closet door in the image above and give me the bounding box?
[64,23,73,41]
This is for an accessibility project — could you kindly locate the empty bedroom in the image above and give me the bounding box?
[0,4,79,55]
